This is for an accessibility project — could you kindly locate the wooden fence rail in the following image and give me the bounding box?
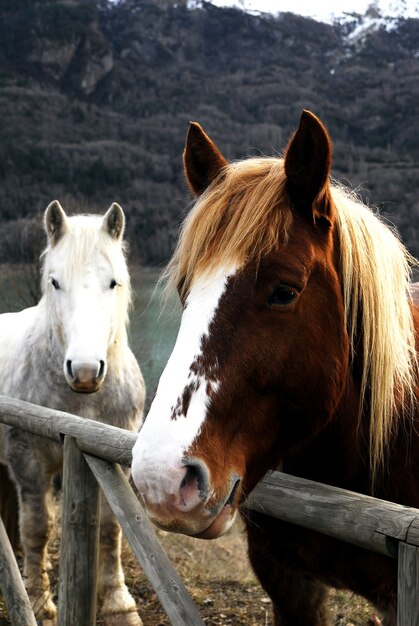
[1,395,419,625]
[243,473,417,557]
[0,515,37,626]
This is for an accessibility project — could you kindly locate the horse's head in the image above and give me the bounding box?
[43,201,130,393]
[131,111,346,536]
[132,111,417,538]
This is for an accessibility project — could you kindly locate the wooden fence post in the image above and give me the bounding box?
[397,542,419,626]
[57,436,100,626]
[0,515,37,626]
[84,454,206,626]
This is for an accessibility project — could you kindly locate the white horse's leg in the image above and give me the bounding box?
[6,429,57,626]
[18,481,56,625]
[98,498,142,626]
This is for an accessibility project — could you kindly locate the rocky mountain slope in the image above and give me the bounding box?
[0,0,418,264]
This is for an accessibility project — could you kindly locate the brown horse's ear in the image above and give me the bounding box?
[184,122,228,196]
[285,110,333,226]
[44,200,68,246]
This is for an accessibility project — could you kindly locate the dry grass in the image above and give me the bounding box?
[0,508,378,626]
[122,521,378,626]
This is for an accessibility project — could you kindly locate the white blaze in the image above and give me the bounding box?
[132,266,236,496]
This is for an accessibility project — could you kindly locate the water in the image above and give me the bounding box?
[0,264,182,410]
[129,266,181,407]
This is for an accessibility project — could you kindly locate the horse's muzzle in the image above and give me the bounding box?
[133,457,241,539]
[65,359,106,393]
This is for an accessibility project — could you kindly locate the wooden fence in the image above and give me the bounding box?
[0,395,419,625]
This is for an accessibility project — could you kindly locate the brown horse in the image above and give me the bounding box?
[132,111,419,625]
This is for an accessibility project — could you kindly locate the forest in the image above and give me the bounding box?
[0,0,418,265]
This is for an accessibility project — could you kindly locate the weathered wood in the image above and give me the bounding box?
[397,543,419,625]
[0,514,37,626]
[0,464,19,550]
[0,395,135,465]
[57,437,100,626]
[84,454,205,626]
[406,518,419,548]
[242,471,419,556]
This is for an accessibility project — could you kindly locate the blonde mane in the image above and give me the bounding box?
[333,184,418,477]
[41,215,132,365]
[165,157,418,476]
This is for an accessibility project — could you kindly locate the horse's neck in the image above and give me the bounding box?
[0,300,58,401]
[35,297,65,366]
[11,299,54,360]
[284,373,419,503]
[283,299,419,497]
[285,433,368,493]
[282,373,369,490]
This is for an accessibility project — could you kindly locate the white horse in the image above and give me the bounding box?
[0,201,145,626]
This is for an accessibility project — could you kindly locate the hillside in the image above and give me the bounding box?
[0,0,418,264]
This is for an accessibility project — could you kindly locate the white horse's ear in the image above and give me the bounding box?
[103,203,125,241]
[44,200,68,246]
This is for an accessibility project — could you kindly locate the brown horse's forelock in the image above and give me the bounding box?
[164,157,418,479]
[163,158,292,301]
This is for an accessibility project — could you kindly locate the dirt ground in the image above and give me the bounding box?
[0,508,379,626]
[123,520,378,626]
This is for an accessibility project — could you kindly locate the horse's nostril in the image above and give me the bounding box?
[98,360,105,379]
[180,465,200,491]
[66,360,73,379]
[180,459,210,504]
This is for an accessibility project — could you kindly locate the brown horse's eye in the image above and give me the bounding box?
[268,285,297,307]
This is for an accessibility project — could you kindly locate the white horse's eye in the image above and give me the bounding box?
[110,279,118,289]
[51,278,60,290]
